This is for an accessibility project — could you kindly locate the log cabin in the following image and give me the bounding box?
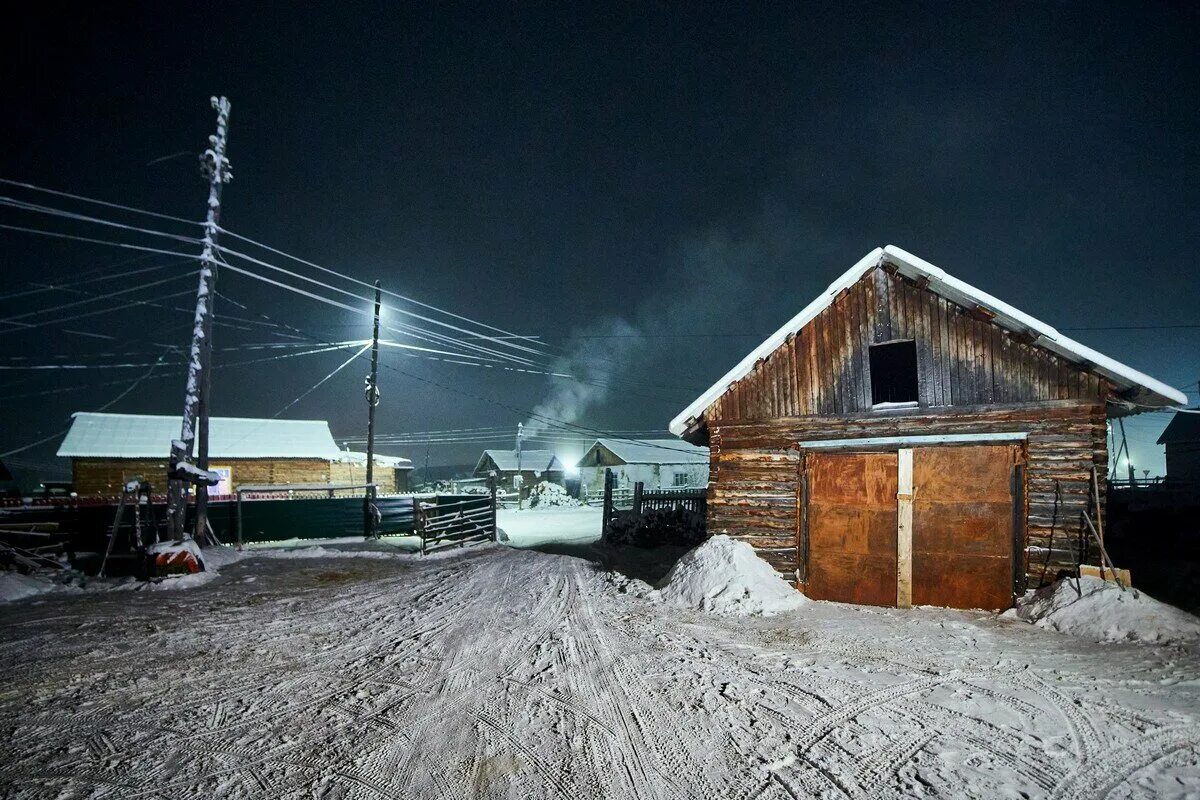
[473,449,566,495]
[58,412,410,496]
[575,438,709,494]
[669,245,1186,611]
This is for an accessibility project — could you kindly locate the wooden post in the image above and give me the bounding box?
[488,474,498,541]
[235,489,244,549]
[363,280,382,539]
[416,498,427,556]
[602,468,614,531]
[1090,465,1105,552]
[632,481,644,516]
[896,448,914,608]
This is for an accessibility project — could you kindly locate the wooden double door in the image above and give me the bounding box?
[802,444,1021,610]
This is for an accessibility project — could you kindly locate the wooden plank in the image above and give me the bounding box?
[875,267,892,342]
[896,448,913,609]
[927,290,942,406]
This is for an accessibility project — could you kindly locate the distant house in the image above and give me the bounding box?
[669,245,1185,612]
[473,449,565,494]
[331,450,413,493]
[575,438,708,493]
[1157,409,1200,487]
[57,412,410,496]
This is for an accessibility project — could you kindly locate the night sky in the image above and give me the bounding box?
[2,3,1197,483]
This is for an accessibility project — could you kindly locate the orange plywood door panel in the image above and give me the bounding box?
[912,445,1016,610]
[805,450,898,607]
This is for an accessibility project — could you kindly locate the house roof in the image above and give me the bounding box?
[669,245,1187,435]
[474,449,564,474]
[1157,410,1200,445]
[335,450,414,469]
[579,438,709,466]
[57,412,342,459]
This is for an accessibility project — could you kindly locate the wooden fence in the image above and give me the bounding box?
[600,469,707,532]
[415,493,497,554]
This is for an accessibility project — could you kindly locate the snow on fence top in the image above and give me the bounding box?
[669,245,1188,436]
[57,412,342,460]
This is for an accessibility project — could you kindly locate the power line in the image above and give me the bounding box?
[216,247,547,368]
[0,196,201,246]
[0,177,203,228]
[0,348,174,458]
[0,268,198,327]
[0,221,201,260]
[217,225,558,360]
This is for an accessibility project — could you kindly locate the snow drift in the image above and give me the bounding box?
[1011,576,1200,646]
[0,572,60,603]
[657,535,805,616]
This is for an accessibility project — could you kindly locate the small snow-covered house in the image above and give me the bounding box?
[473,449,565,493]
[669,246,1186,612]
[331,450,414,493]
[58,412,409,496]
[575,438,709,493]
[1157,409,1200,487]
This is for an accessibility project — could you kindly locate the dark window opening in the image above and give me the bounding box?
[869,340,918,405]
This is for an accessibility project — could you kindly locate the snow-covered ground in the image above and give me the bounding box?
[497,506,602,548]
[1,516,1198,799]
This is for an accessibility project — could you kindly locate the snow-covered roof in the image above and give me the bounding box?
[669,245,1187,435]
[474,449,564,474]
[579,438,709,466]
[335,450,414,469]
[1157,409,1200,445]
[57,412,342,459]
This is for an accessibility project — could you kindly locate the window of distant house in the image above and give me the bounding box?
[672,473,689,487]
[869,340,919,406]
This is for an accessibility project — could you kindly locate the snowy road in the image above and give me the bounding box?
[2,542,1199,799]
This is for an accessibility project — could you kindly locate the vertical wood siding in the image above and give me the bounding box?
[706,267,1107,422]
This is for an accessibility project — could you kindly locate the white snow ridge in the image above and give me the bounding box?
[657,534,806,616]
[1011,576,1200,646]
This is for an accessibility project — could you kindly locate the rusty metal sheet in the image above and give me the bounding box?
[912,445,1015,610]
[806,451,897,607]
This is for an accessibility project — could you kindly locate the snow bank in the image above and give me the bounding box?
[1010,576,1200,646]
[527,481,582,508]
[656,535,805,616]
[0,572,59,603]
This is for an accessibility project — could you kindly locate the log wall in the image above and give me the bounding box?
[71,458,334,497]
[707,402,1107,588]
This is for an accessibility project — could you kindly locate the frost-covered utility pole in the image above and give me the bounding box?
[363,280,382,539]
[166,96,232,542]
[515,422,524,510]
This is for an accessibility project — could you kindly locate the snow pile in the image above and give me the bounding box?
[1011,576,1200,646]
[656,535,805,616]
[0,572,59,603]
[527,481,582,508]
